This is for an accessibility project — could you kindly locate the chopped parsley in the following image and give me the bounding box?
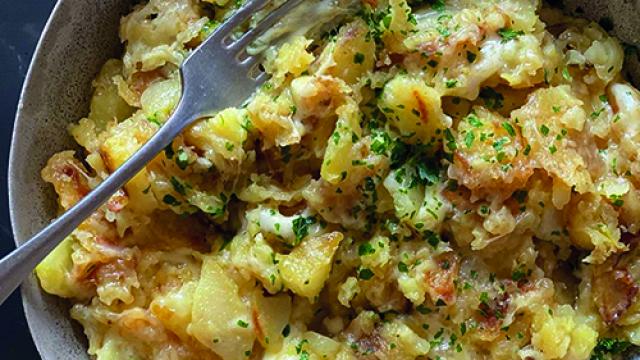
[176,150,189,170]
[430,0,445,11]
[498,28,525,42]
[610,194,624,207]
[444,129,457,151]
[354,52,365,64]
[295,339,309,355]
[371,130,391,155]
[539,124,550,136]
[162,194,181,206]
[164,143,175,159]
[479,292,490,305]
[331,131,341,145]
[467,114,483,128]
[479,87,504,109]
[425,230,440,247]
[511,266,527,281]
[416,162,439,186]
[282,324,291,337]
[237,320,249,328]
[390,139,410,168]
[358,267,375,280]
[464,131,475,148]
[292,216,316,244]
[146,113,161,126]
[398,261,409,273]
[201,19,220,37]
[591,338,631,360]
[437,25,451,38]
[501,122,516,136]
[358,242,376,256]
[380,12,392,30]
[466,51,477,63]
[170,176,187,195]
[492,137,508,151]
[591,108,605,118]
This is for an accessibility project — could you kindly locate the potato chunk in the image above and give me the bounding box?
[290,75,349,121]
[120,0,201,75]
[448,107,533,198]
[384,166,451,232]
[379,75,451,146]
[592,253,640,325]
[316,19,375,84]
[35,236,91,299]
[514,86,593,193]
[252,291,291,349]
[150,281,196,341]
[100,117,158,213]
[41,151,92,210]
[140,77,180,123]
[567,193,625,264]
[186,107,248,163]
[247,89,301,148]
[278,232,344,298]
[380,320,430,359]
[321,101,362,184]
[264,331,347,359]
[93,335,140,360]
[531,305,598,360]
[82,59,134,133]
[270,36,315,84]
[189,257,255,360]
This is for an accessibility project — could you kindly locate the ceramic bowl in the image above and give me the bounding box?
[8,0,640,358]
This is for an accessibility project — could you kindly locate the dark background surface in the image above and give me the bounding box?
[0,0,56,358]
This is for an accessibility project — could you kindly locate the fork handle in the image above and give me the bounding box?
[0,100,195,305]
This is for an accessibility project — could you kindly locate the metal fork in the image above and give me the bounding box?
[0,0,304,305]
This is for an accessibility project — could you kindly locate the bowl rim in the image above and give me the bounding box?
[8,0,70,358]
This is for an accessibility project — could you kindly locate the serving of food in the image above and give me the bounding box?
[30,0,640,358]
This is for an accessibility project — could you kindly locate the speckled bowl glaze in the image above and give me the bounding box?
[9,0,134,358]
[7,0,640,359]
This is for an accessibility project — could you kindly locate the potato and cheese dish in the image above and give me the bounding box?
[35,0,640,358]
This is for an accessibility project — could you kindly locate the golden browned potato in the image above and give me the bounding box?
[316,19,376,84]
[378,75,452,147]
[448,106,533,199]
[278,232,343,298]
[189,257,255,360]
